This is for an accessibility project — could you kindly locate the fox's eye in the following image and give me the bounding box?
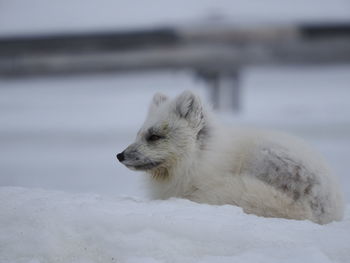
[148,134,162,142]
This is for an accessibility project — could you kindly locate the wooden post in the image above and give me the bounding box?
[217,71,240,112]
[198,70,240,112]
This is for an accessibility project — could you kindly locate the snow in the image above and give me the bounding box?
[1,187,349,263]
[1,67,350,201]
[1,69,349,263]
[1,1,350,261]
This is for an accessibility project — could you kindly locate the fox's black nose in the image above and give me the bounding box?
[116,152,125,162]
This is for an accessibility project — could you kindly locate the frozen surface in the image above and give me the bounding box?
[1,187,349,263]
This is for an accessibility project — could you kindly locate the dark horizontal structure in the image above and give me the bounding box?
[0,28,180,56]
[0,23,350,77]
[300,23,350,39]
[1,22,349,110]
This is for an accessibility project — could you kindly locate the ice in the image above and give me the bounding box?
[1,187,349,263]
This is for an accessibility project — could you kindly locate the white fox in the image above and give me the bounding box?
[117,90,344,224]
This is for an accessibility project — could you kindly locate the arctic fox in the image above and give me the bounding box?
[117,90,344,224]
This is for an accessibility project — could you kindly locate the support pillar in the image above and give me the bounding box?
[198,70,241,112]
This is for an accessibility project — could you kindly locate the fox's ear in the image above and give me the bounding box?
[175,90,204,127]
[151,92,168,107]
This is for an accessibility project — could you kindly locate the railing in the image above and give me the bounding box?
[1,23,349,111]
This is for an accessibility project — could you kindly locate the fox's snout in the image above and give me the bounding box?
[116,151,125,162]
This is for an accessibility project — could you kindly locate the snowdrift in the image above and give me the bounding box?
[1,187,349,263]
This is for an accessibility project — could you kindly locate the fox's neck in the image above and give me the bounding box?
[150,148,211,201]
[149,125,216,182]
[148,150,202,198]
[150,166,170,181]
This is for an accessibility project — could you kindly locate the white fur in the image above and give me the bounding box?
[119,91,344,224]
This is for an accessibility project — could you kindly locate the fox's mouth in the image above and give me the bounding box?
[125,161,162,171]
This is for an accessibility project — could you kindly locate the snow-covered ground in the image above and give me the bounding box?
[1,1,350,262]
[1,187,349,263]
[1,67,349,200]
[1,67,350,262]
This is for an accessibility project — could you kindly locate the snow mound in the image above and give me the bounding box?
[1,187,349,263]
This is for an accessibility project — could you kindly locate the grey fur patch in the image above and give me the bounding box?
[147,126,167,137]
[252,148,319,203]
[144,126,168,143]
[128,161,163,170]
[184,97,195,119]
[310,197,326,219]
[176,96,195,119]
[121,144,165,170]
[197,124,210,150]
[124,149,140,161]
[174,91,203,123]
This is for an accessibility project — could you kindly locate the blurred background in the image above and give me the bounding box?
[0,0,349,201]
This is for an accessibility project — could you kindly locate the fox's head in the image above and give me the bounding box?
[117,90,210,174]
